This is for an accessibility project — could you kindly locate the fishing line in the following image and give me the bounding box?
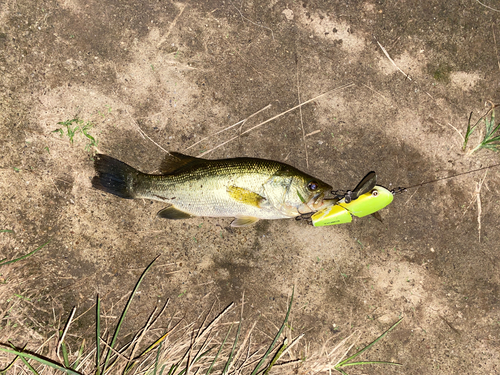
[390,161,500,195]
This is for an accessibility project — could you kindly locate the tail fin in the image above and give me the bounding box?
[92,154,139,199]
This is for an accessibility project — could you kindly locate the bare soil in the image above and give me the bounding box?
[1,0,500,373]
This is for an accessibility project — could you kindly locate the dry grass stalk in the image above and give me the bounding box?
[185,104,272,151]
[296,61,309,168]
[198,83,354,157]
[376,40,412,80]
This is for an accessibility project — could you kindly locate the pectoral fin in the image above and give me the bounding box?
[231,216,260,227]
[157,205,194,220]
[227,186,266,207]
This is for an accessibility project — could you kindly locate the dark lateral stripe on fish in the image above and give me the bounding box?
[92,154,137,199]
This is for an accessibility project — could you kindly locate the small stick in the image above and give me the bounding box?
[127,110,170,154]
[476,171,488,242]
[404,186,419,206]
[56,306,76,362]
[232,3,275,40]
[376,40,412,80]
[279,333,304,359]
[361,83,390,103]
[492,23,500,72]
[446,122,465,143]
[296,59,309,167]
[475,0,500,12]
[185,104,271,150]
[433,120,464,146]
[157,3,187,48]
[199,83,354,157]
[305,129,321,137]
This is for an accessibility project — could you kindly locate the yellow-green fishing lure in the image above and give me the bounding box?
[311,172,394,227]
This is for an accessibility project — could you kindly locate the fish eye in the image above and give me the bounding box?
[307,181,318,191]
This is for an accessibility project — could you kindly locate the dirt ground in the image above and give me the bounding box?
[1,0,500,373]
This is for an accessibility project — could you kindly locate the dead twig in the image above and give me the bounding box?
[198,83,355,157]
[296,58,309,168]
[126,110,170,155]
[475,0,500,12]
[361,83,390,104]
[492,23,500,72]
[157,3,188,48]
[56,306,76,362]
[376,39,412,80]
[476,171,488,242]
[185,104,271,151]
[305,129,321,137]
[232,3,275,40]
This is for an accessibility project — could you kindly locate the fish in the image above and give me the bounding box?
[91,152,333,227]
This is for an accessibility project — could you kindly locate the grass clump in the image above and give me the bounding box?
[52,118,99,152]
[334,317,403,375]
[0,256,403,375]
[463,103,500,154]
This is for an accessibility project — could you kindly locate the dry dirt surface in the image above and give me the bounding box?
[1,0,500,374]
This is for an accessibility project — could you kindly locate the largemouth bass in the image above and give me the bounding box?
[92,153,333,227]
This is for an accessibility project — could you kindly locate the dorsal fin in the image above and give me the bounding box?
[160,152,201,174]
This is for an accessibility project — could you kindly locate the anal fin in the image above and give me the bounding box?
[231,216,260,227]
[157,205,194,220]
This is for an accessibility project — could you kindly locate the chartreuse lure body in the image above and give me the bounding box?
[310,170,393,227]
[311,186,393,226]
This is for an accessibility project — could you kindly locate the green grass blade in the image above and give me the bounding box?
[0,229,14,234]
[101,255,160,373]
[222,318,242,375]
[263,338,288,375]
[463,112,475,150]
[10,343,39,374]
[0,241,49,267]
[152,341,163,375]
[72,339,85,370]
[250,289,294,375]
[0,349,20,373]
[3,343,29,374]
[484,110,496,135]
[18,355,39,375]
[166,363,178,375]
[52,128,64,137]
[96,294,101,374]
[61,341,70,368]
[0,347,81,375]
[206,325,232,375]
[336,317,403,368]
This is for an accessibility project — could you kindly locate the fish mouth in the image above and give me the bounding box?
[307,192,327,211]
[295,192,330,215]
